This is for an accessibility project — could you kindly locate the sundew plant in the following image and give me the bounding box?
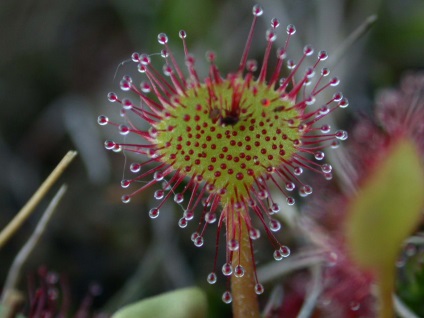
[99,4,349,317]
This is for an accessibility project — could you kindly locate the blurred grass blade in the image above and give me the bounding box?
[112,287,207,318]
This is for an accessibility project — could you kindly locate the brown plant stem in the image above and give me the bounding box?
[227,207,260,318]
[377,264,394,318]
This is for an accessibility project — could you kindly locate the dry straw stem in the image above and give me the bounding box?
[0,150,77,249]
[1,185,68,305]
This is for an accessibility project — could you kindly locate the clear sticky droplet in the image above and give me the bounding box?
[191,232,199,242]
[131,52,140,62]
[205,212,217,224]
[318,50,328,61]
[178,217,188,228]
[153,171,164,181]
[266,29,277,42]
[228,239,239,251]
[279,245,291,257]
[269,219,281,232]
[120,79,131,91]
[303,45,314,56]
[154,190,165,200]
[257,190,268,200]
[104,140,115,150]
[149,208,160,219]
[273,249,283,261]
[184,210,194,221]
[335,130,348,140]
[330,77,340,86]
[271,202,280,213]
[194,236,204,247]
[234,265,245,278]
[339,98,349,108]
[332,92,343,102]
[293,167,303,176]
[299,185,313,197]
[271,18,280,29]
[255,283,264,295]
[222,291,232,304]
[157,33,168,44]
[179,30,187,39]
[121,195,131,204]
[252,4,263,16]
[286,24,296,35]
[174,193,184,203]
[98,115,108,126]
[130,163,141,173]
[249,228,261,240]
[207,272,217,284]
[321,124,331,133]
[121,179,131,188]
[119,125,130,135]
[286,197,295,205]
[314,151,325,160]
[222,263,233,276]
[321,163,332,173]
[285,182,295,191]
[107,92,118,102]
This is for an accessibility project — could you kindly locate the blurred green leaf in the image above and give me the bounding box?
[111,287,207,318]
[346,138,424,268]
[0,304,26,318]
[346,138,424,317]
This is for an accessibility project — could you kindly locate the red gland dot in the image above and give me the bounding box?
[261,98,271,106]
[236,173,244,180]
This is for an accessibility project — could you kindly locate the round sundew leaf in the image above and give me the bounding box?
[346,138,424,269]
[111,287,207,318]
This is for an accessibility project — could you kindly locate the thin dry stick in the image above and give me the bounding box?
[0,150,77,249]
[1,185,68,304]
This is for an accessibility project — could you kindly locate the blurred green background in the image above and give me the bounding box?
[0,0,423,316]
